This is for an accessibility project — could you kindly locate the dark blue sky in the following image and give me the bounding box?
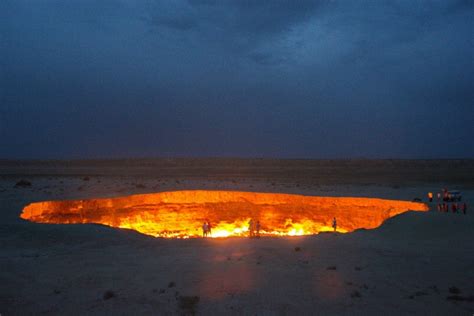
[1,1,473,159]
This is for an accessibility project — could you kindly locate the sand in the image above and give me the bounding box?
[0,159,473,315]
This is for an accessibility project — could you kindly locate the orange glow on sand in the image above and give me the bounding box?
[20,190,428,238]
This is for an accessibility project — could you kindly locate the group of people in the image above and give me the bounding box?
[427,189,468,215]
[428,189,461,203]
[202,220,212,237]
[248,219,261,238]
[201,217,339,238]
[202,219,262,238]
[436,202,467,214]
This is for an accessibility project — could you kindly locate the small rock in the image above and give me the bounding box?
[15,179,32,187]
[446,295,474,302]
[351,290,362,298]
[449,286,460,294]
[103,290,116,300]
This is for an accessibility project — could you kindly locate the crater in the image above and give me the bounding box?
[21,190,428,238]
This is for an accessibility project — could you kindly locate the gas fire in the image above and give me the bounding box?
[21,190,428,238]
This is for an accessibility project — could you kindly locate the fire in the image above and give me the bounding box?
[20,190,428,238]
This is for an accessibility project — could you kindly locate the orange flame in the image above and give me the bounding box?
[20,190,428,238]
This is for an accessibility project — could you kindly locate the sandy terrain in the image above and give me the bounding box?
[1,159,473,315]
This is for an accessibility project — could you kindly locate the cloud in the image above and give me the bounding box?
[151,14,198,31]
[145,0,474,70]
[1,0,473,158]
[147,0,328,53]
[248,51,287,66]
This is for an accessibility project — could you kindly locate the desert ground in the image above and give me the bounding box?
[1,159,473,315]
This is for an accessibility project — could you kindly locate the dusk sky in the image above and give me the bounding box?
[1,0,473,159]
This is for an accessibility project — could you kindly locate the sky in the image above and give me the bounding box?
[1,0,473,159]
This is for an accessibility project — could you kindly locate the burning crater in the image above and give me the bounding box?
[21,190,428,238]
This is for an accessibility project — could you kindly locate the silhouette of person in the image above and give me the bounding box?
[332,217,337,232]
[461,203,467,215]
[256,220,261,238]
[202,222,208,237]
[207,220,212,237]
[248,219,254,237]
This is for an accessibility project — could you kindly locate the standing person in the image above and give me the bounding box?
[437,204,441,212]
[461,203,467,215]
[428,192,433,202]
[332,217,337,232]
[207,220,212,237]
[452,203,457,213]
[202,222,208,237]
[437,192,441,201]
[248,219,254,238]
[255,220,261,238]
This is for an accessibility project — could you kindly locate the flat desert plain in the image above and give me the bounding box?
[1,159,473,315]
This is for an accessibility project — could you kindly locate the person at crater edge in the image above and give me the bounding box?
[207,220,212,237]
[202,221,208,237]
[248,219,254,237]
[256,220,261,238]
[332,217,337,232]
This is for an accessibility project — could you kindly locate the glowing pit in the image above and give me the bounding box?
[21,190,428,238]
